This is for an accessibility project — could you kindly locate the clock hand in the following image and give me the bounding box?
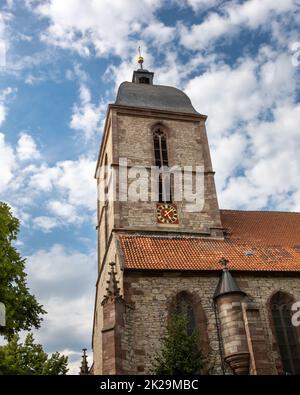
[165,207,175,216]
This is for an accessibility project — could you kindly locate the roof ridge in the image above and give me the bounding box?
[221,209,300,215]
[121,233,224,241]
[121,80,183,90]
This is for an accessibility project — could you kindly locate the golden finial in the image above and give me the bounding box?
[137,46,144,69]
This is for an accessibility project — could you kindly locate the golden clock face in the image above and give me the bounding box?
[157,203,179,224]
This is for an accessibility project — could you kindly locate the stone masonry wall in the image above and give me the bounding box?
[97,119,115,268]
[122,272,300,375]
[92,235,124,375]
[115,110,222,234]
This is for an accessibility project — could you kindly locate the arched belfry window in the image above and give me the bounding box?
[174,292,196,336]
[270,292,300,374]
[153,125,171,202]
[153,126,169,167]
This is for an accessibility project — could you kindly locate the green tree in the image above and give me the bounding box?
[0,334,68,375]
[0,202,68,375]
[0,202,46,339]
[153,307,208,375]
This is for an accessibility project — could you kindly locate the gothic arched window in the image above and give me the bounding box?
[153,126,171,203]
[270,292,300,375]
[174,292,196,336]
[153,127,168,168]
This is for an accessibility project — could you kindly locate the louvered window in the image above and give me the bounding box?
[153,127,171,202]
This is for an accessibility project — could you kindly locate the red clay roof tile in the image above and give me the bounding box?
[221,209,300,247]
[119,210,300,272]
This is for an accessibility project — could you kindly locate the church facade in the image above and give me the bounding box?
[91,64,300,375]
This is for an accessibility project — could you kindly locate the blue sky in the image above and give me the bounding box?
[0,0,300,373]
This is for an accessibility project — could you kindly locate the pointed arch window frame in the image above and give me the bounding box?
[152,124,172,203]
[173,292,197,336]
[167,291,210,355]
[103,154,109,246]
[269,291,300,375]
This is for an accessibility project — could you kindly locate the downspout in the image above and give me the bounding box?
[213,300,226,375]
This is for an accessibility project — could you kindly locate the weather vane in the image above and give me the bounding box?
[137,46,144,69]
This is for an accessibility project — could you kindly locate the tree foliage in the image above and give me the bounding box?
[0,202,46,339]
[0,334,68,375]
[153,307,205,375]
[0,202,69,375]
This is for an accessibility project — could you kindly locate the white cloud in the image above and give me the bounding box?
[5,0,15,9]
[47,200,78,220]
[25,74,44,85]
[185,50,296,139]
[243,104,300,208]
[184,47,300,211]
[0,104,5,125]
[33,216,58,232]
[68,64,106,140]
[26,245,95,369]
[186,60,260,137]
[212,133,248,191]
[183,0,221,11]
[0,11,7,68]
[16,132,41,161]
[24,157,96,227]
[70,84,105,140]
[0,87,14,126]
[0,128,96,229]
[46,199,84,227]
[27,244,95,298]
[29,165,61,192]
[55,157,96,210]
[180,0,297,50]
[33,295,94,369]
[0,132,14,193]
[35,0,166,57]
[21,148,95,209]
[142,22,176,45]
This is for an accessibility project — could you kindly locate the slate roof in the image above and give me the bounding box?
[115,81,200,115]
[213,268,245,299]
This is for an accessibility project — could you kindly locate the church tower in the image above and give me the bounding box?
[95,58,223,263]
[92,57,224,374]
[91,56,300,376]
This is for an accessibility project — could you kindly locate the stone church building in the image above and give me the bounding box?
[91,61,300,375]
